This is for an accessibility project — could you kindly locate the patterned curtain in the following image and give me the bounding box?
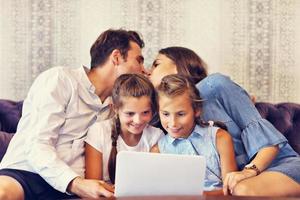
[0,0,80,100]
[1,0,300,103]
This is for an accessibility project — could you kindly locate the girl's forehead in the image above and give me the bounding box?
[118,96,152,107]
[159,93,192,106]
[159,91,190,101]
[120,95,150,102]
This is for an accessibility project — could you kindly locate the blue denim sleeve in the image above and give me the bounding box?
[197,73,288,160]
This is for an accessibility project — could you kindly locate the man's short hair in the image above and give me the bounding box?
[90,29,144,69]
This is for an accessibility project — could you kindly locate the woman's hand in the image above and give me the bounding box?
[222,169,257,195]
[222,146,280,195]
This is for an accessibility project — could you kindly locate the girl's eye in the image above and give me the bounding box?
[161,112,169,117]
[126,112,135,116]
[143,110,150,115]
[178,112,186,117]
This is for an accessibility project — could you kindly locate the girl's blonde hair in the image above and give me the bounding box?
[156,74,227,130]
[156,74,203,115]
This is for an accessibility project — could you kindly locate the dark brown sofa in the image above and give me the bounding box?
[1,100,300,161]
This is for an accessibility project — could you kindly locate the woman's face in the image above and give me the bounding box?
[149,54,177,87]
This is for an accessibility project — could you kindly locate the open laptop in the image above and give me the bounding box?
[114,151,206,197]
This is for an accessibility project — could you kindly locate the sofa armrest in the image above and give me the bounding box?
[0,99,23,133]
[0,131,14,161]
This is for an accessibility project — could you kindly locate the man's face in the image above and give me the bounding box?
[117,41,145,75]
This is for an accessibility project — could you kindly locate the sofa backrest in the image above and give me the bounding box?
[255,102,300,155]
[0,100,299,159]
[0,99,23,133]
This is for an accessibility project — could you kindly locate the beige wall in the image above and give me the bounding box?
[1,0,300,102]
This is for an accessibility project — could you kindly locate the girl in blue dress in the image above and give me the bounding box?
[151,74,237,195]
[150,47,300,196]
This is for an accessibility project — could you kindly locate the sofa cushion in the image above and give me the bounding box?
[0,99,23,133]
[0,131,14,161]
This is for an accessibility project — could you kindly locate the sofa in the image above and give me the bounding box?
[0,99,300,161]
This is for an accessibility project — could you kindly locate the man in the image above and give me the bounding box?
[0,29,146,199]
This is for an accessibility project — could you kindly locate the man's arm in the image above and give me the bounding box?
[24,69,79,192]
[67,177,114,198]
[24,69,114,198]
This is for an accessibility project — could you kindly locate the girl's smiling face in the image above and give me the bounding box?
[117,96,153,136]
[158,91,200,139]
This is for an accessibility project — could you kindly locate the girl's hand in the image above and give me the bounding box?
[222,169,257,195]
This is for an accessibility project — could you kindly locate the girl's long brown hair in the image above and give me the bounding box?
[108,73,157,183]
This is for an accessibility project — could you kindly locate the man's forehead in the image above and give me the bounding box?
[129,41,144,61]
[129,41,142,52]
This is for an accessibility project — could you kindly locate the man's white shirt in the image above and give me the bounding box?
[0,66,112,193]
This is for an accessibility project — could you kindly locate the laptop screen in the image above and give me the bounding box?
[114,151,206,197]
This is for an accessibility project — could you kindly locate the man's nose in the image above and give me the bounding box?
[141,66,151,77]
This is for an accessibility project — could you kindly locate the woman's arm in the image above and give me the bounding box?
[198,74,287,162]
[247,145,279,173]
[85,142,103,180]
[223,145,279,195]
[216,129,238,195]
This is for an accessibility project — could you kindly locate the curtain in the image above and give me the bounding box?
[1,0,300,103]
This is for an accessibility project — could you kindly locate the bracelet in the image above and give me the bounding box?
[244,163,261,175]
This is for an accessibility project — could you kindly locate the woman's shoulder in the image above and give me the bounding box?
[198,73,232,88]
[196,73,241,99]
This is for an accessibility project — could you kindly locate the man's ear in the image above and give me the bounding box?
[111,49,122,66]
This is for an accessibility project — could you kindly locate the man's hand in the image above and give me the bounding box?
[67,177,114,198]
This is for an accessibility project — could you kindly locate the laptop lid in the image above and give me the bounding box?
[114,151,206,197]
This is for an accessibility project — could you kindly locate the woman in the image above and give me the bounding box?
[149,46,300,196]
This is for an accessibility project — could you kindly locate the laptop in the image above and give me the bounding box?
[114,151,206,197]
